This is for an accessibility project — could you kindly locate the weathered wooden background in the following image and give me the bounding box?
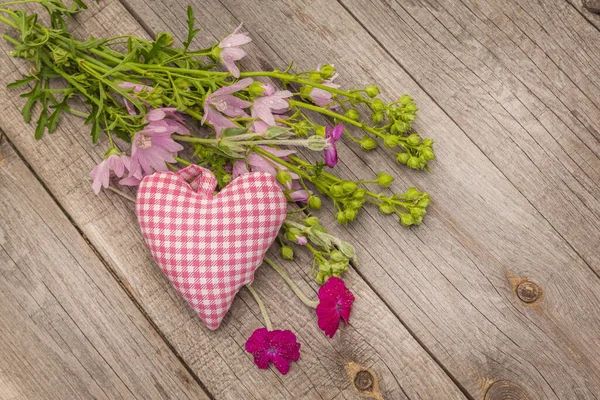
[1,0,599,398]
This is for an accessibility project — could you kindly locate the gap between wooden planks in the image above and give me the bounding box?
[0,1,467,399]
[114,0,600,398]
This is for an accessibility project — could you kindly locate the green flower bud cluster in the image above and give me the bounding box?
[315,249,350,284]
[325,180,366,225]
[395,137,434,170]
[395,187,430,226]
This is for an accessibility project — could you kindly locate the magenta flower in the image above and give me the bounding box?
[252,90,293,126]
[245,328,301,374]
[201,78,253,136]
[316,277,355,338]
[217,24,252,77]
[323,125,343,168]
[89,153,130,194]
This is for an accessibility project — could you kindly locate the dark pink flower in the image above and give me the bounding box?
[201,78,253,136]
[315,277,355,338]
[323,125,343,168]
[218,24,252,77]
[245,328,301,374]
[89,153,130,194]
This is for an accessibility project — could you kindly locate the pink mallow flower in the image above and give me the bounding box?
[252,90,293,127]
[201,78,253,136]
[217,24,252,77]
[323,125,343,168]
[89,153,130,194]
[315,277,355,338]
[245,328,301,374]
[118,82,154,115]
[124,108,190,182]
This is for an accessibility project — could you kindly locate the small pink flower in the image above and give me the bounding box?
[232,160,249,179]
[315,277,355,338]
[308,66,340,109]
[252,90,293,126]
[245,328,301,374]
[89,153,130,194]
[118,82,154,115]
[323,125,343,168]
[218,24,252,77]
[288,189,310,203]
[202,78,253,136]
[246,147,298,180]
[296,236,308,245]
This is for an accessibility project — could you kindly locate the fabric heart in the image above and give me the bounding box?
[136,164,287,330]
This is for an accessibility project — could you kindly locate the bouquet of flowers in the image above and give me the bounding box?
[1,0,433,374]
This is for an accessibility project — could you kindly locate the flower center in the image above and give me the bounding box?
[136,133,152,149]
[213,99,228,112]
[266,347,279,356]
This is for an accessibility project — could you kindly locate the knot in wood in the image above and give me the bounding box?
[485,380,530,400]
[516,281,540,303]
[354,370,374,392]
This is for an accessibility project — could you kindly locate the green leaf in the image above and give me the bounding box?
[264,126,292,139]
[90,119,101,143]
[221,127,248,137]
[143,32,172,63]
[21,81,41,123]
[183,6,200,51]
[216,143,245,159]
[7,75,35,89]
[34,111,47,140]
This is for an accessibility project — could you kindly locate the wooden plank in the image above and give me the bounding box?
[113,0,600,398]
[0,1,466,399]
[0,139,210,399]
[567,0,600,30]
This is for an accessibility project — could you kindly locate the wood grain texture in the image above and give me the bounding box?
[568,0,600,29]
[113,0,600,398]
[0,139,209,399]
[0,1,466,399]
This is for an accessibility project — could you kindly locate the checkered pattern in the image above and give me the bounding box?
[136,165,287,330]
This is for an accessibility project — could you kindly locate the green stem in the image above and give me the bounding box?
[288,99,386,140]
[246,285,272,330]
[263,256,319,308]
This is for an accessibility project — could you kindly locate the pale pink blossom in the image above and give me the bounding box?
[218,24,252,77]
[201,78,253,136]
[89,154,130,194]
[253,90,293,126]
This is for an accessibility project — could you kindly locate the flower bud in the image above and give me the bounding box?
[348,199,365,209]
[319,64,336,79]
[383,135,400,148]
[371,98,385,112]
[338,240,356,260]
[276,169,292,188]
[305,216,320,226]
[307,135,327,151]
[344,208,357,222]
[341,181,357,194]
[371,111,384,124]
[407,156,423,170]
[421,147,435,160]
[376,172,395,188]
[396,152,410,164]
[352,188,366,199]
[418,198,431,208]
[314,125,326,137]
[399,213,414,226]
[423,138,434,147]
[329,184,345,198]
[335,211,348,225]
[281,245,294,260]
[156,32,174,46]
[399,94,413,106]
[404,187,422,201]
[308,71,322,82]
[391,120,409,134]
[247,81,266,97]
[308,195,322,209]
[360,136,378,151]
[365,85,380,98]
[299,85,313,99]
[221,173,232,186]
[379,201,395,215]
[410,207,425,217]
[406,134,421,146]
[330,250,346,262]
[345,109,360,121]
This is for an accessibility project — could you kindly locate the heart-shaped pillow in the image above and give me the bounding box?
[136,164,287,330]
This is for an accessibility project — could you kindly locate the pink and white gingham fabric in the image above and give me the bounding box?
[136,164,287,330]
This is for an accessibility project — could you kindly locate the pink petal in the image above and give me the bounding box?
[212,78,254,97]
